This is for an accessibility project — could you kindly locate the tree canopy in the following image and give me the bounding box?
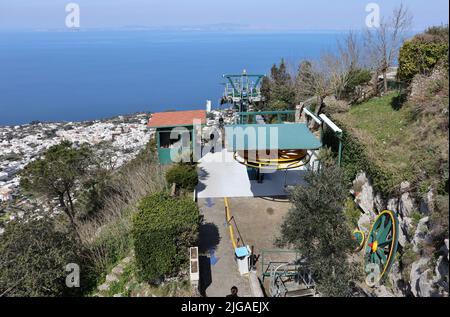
[132,193,200,282]
[20,141,93,229]
[0,217,83,297]
[260,59,296,111]
[397,25,449,84]
[277,164,359,296]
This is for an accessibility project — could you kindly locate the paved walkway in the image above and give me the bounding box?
[198,197,251,297]
[197,149,314,199]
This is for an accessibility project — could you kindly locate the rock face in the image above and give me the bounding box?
[417,269,435,297]
[352,173,448,298]
[399,182,416,218]
[373,285,395,297]
[105,273,119,283]
[389,261,410,296]
[419,189,434,215]
[374,193,386,213]
[434,256,449,291]
[387,198,398,214]
[397,214,413,248]
[410,256,449,297]
[410,257,431,297]
[443,239,449,261]
[412,217,430,253]
[357,212,373,233]
[352,172,375,215]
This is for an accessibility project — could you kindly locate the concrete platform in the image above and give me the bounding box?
[196,149,315,199]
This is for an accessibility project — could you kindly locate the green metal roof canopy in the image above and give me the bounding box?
[225,123,322,151]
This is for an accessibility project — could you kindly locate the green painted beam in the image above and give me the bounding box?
[237,111,296,116]
[225,123,322,151]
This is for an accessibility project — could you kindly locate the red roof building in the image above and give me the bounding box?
[147,110,206,128]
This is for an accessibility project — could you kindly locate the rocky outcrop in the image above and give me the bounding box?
[96,255,133,297]
[409,256,449,297]
[410,257,434,297]
[412,217,430,253]
[443,239,449,261]
[357,211,374,233]
[373,285,395,297]
[434,256,449,292]
[388,260,410,296]
[323,96,350,114]
[352,172,376,215]
[398,215,413,248]
[352,172,449,297]
[398,182,416,218]
[419,189,435,215]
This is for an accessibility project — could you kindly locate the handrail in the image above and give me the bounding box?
[236,110,296,116]
[303,108,322,125]
[224,197,238,250]
[224,197,246,251]
[261,249,301,280]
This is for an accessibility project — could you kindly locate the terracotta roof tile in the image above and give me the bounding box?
[147,110,206,128]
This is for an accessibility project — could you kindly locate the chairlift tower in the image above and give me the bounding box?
[221,70,265,114]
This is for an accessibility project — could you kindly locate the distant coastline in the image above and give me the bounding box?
[0,25,358,33]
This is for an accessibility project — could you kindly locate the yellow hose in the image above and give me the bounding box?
[224,197,238,250]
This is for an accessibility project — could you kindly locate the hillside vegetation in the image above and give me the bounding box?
[0,137,200,297]
[334,71,448,197]
[274,22,448,296]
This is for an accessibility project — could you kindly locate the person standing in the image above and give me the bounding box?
[226,286,238,297]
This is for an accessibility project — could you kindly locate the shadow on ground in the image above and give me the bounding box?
[199,222,221,253]
[199,256,212,296]
[196,166,209,193]
[198,221,221,296]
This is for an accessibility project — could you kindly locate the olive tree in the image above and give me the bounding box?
[277,165,359,296]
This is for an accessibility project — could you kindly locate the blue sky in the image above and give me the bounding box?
[0,0,448,31]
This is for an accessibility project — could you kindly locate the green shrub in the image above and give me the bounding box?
[341,131,398,196]
[132,193,200,282]
[323,119,398,196]
[398,32,449,84]
[343,68,372,99]
[165,163,198,191]
[344,199,362,229]
[0,217,85,297]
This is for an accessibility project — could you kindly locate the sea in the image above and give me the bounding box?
[0,30,346,126]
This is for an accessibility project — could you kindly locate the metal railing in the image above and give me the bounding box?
[260,249,301,280]
[236,110,297,124]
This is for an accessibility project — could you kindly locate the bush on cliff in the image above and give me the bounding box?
[165,163,198,191]
[132,193,200,282]
[0,217,85,297]
[398,26,449,84]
